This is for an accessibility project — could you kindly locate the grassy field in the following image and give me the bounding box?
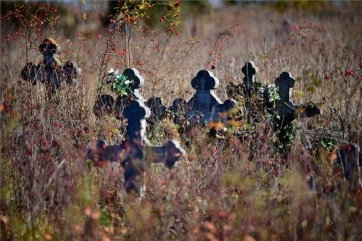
[1,1,362,240]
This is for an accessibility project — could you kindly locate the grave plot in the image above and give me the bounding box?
[225,62,362,191]
[94,68,238,128]
[225,62,322,156]
[88,99,185,195]
[20,38,78,92]
[93,64,323,157]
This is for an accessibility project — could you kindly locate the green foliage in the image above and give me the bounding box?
[109,0,181,32]
[320,138,336,151]
[110,73,132,96]
[266,84,281,105]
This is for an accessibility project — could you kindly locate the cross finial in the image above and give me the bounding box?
[122,68,144,90]
[191,70,219,90]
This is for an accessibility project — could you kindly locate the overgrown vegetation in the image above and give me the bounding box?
[1,1,362,240]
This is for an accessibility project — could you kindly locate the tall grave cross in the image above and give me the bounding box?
[272,71,321,156]
[88,99,185,195]
[274,72,296,124]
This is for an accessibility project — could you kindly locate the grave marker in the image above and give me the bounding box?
[88,99,185,195]
[63,60,78,84]
[20,39,77,92]
[39,38,62,91]
[274,71,296,123]
[186,70,236,124]
[146,97,167,124]
[241,61,258,97]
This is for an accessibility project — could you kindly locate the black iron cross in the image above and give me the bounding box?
[274,72,296,123]
[186,70,236,124]
[88,99,185,195]
[242,61,258,97]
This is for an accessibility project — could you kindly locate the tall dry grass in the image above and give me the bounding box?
[1,1,362,240]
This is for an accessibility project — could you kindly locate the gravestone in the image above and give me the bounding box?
[88,99,185,195]
[39,38,62,91]
[94,68,145,119]
[146,97,167,124]
[63,60,78,84]
[20,39,77,91]
[272,71,321,124]
[168,98,190,133]
[271,71,321,157]
[21,62,41,86]
[226,61,260,100]
[186,70,236,124]
[169,98,188,116]
[242,61,259,97]
[274,72,296,123]
[112,68,145,119]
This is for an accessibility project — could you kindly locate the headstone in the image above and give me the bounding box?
[63,60,78,84]
[168,98,190,133]
[186,70,222,124]
[39,38,62,91]
[146,97,167,124]
[274,72,296,123]
[186,70,236,124]
[21,62,41,85]
[122,68,144,100]
[122,99,150,144]
[241,61,258,97]
[169,98,188,116]
[20,39,78,95]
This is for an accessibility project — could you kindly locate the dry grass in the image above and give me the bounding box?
[1,1,362,240]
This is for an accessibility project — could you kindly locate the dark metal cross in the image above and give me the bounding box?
[242,61,258,97]
[274,72,296,122]
[186,70,236,124]
[88,99,185,196]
